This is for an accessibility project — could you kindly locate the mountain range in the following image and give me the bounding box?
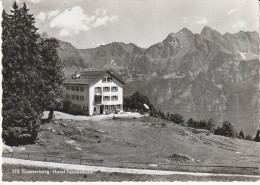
[57,26,260,135]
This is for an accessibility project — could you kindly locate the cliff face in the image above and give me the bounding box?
[58,27,260,135]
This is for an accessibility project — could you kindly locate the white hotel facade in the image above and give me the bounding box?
[63,70,124,116]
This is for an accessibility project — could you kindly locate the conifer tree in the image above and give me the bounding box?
[239,130,245,139]
[254,130,260,142]
[38,34,64,119]
[2,2,63,145]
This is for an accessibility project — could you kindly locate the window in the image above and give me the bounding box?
[80,96,84,101]
[94,107,96,111]
[102,78,106,82]
[105,105,109,110]
[103,96,110,101]
[66,94,70,98]
[76,95,79,100]
[107,77,112,82]
[83,105,88,111]
[71,86,75,91]
[103,87,110,92]
[80,87,84,92]
[76,86,79,91]
[95,87,102,94]
[66,86,70,90]
[112,86,118,92]
[112,96,118,101]
[71,95,75,99]
[111,105,115,110]
[117,104,121,109]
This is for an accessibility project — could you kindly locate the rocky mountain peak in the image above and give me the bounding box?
[163,28,194,44]
[200,26,223,38]
[177,27,193,36]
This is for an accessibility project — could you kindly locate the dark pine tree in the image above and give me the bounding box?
[239,130,245,139]
[38,34,64,120]
[254,130,260,142]
[2,2,63,145]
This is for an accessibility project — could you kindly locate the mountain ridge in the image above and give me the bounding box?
[57,26,260,135]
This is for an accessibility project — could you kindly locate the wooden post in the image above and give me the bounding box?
[100,160,103,166]
[11,152,14,158]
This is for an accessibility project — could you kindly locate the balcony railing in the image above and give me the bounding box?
[95,87,102,95]
[94,95,102,105]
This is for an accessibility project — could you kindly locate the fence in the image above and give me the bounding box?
[2,152,259,174]
[3,152,103,166]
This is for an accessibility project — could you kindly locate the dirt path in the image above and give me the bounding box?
[42,111,143,121]
[3,157,260,179]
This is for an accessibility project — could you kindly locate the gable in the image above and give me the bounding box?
[89,72,124,88]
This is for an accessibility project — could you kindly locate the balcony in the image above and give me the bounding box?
[94,95,102,105]
[95,87,102,95]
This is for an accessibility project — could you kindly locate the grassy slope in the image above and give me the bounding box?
[9,116,260,169]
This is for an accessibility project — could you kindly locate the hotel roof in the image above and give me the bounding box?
[63,70,125,85]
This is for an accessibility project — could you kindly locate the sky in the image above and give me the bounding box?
[3,0,259,49]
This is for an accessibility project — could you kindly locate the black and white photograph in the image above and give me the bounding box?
[1,0,260,182]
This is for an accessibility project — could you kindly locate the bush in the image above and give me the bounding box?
[123,91,186,126]
[214,121,237,138]
[245,135,253,141]
[245,135,252,141]
[170,113,185,124]
[186,118,215,132]
[123,91,154,114]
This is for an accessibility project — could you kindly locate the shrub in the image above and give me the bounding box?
[170,113,185,124]
[186,118,215,132]
[123,91,154,114]
[214,121,237,138]
[245,135,253,141]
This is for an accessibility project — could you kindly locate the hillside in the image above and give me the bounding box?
[57,26,260,135]
[8,114,260,171]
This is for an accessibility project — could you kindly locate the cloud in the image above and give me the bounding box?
[92,40,106,47]
[49,6,118,37]
[197,18,208,25]
[183,17,208,25]
[93,15,118,27]
[232,21,246,28]
[227,9,238,15]
[28,0,43,3]
[47,10,60,19]
[59,29,70,37]
[36,10,60,23]
[95,9,108,16]
[36,12,46,22]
